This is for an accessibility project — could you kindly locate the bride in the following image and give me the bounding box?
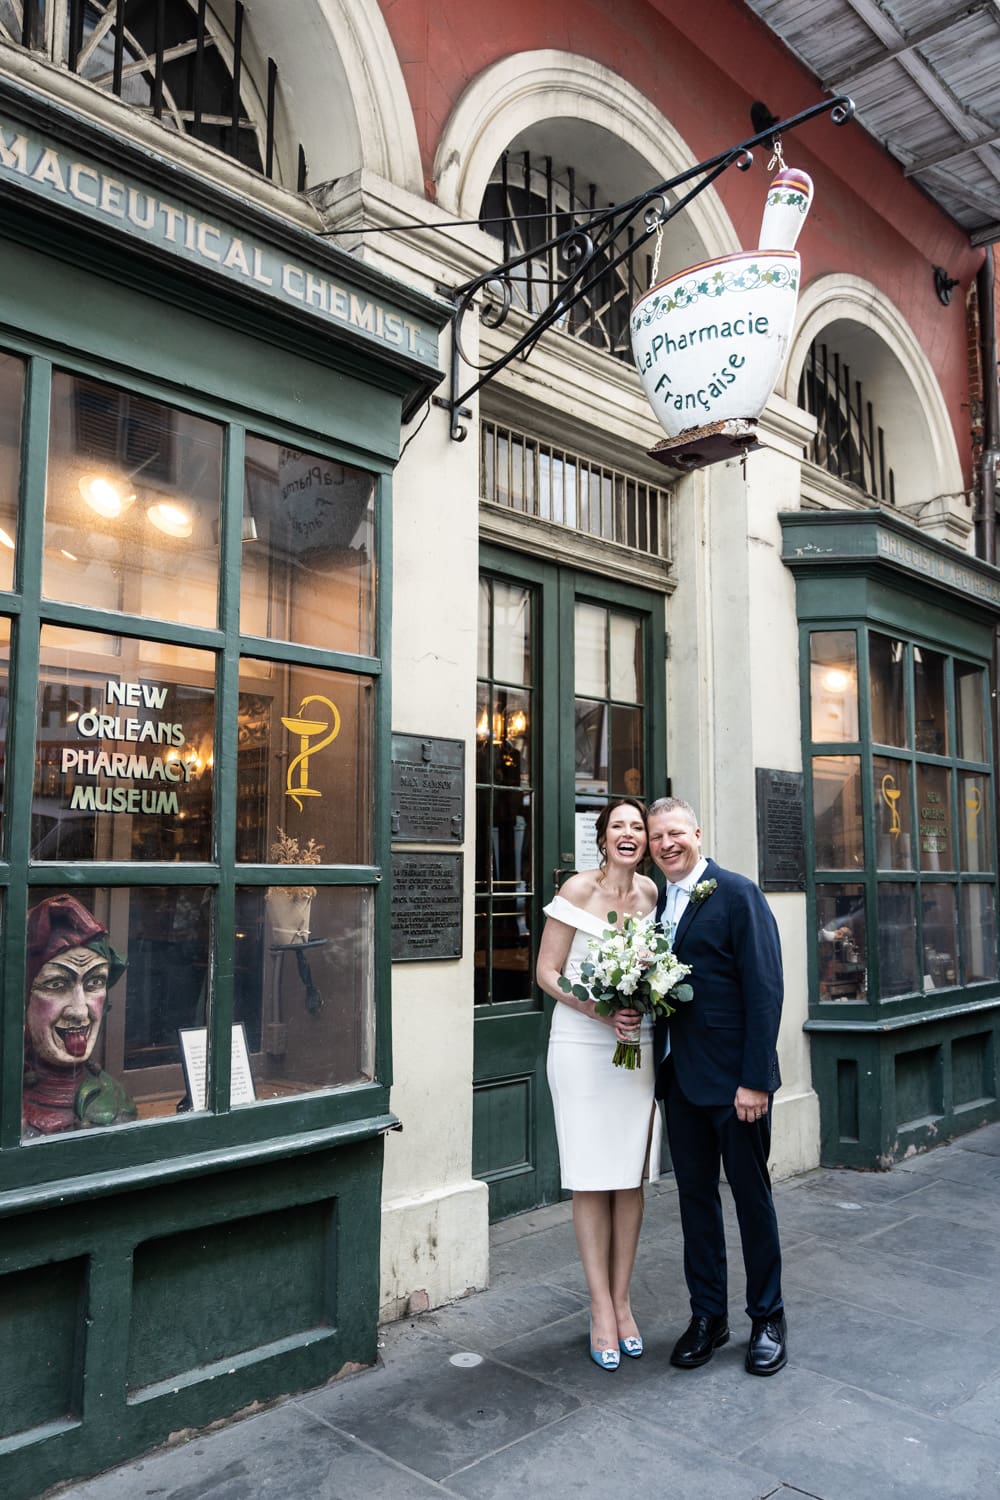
[535,797,659,1372]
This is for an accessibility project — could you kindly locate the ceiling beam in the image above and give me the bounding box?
[904,125,1000,174]
[822,1,991,90]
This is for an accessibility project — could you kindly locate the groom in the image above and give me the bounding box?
[646,796,786,1375]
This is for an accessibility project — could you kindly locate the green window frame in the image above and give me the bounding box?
[0,336,394,1172]
[803,620,998,1013]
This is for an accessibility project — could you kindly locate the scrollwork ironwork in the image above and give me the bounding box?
[441,95,854,440]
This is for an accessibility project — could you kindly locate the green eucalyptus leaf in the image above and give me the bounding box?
[594,1000,612,1016]
[673,983,694,1002]
[557,976,571,992]
[571,984,590,1002]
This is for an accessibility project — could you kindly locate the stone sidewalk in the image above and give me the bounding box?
[53,1122,1000,1499]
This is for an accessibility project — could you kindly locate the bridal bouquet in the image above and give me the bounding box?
[558,911,693,1069]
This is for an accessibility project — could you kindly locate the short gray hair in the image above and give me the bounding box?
[647,795,699,828]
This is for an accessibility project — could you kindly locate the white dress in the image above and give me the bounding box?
[544,894,661,1191]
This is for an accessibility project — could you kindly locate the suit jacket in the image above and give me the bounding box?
[653,857,783,1106]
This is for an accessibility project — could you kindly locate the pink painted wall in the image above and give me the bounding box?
[378,0,982,482]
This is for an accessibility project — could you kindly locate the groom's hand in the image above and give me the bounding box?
[734,1086,769,1124]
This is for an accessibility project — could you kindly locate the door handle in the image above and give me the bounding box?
[552,867,576,890]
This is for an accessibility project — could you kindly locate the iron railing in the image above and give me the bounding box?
[11,0,305,187]
[479,152,651,364]
[798,340,895,503]
[481,419,671,560]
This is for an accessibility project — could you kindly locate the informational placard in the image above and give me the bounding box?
[755,768,806,891]
[574,810,599,872]
[391,852,463,960]
[179,1024,256,1111]
[391,735,464,843]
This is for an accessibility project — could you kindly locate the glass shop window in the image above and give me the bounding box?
[0,352,24,591]
[236,656,374,865]
[242,435,376,655]
[44,370,223,627]
[809,628,997,1007]
[22,884,213,1140]
[1,342,382,1146]
[34,628,215,863]
[0,616,9,842]
[234,884,374,1101]
[574,601,645,807]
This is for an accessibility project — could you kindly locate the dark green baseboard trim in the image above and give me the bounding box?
[808,1006,1000,1168]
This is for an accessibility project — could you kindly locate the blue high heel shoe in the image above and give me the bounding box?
[589,1323,621,1371]
[619,1334,644,1359]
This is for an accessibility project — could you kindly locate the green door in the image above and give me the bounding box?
[473,545,666,1220]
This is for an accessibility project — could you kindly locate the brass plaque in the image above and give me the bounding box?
[756,768,805,892]
[391,734,464,843]
[391,852,463,961]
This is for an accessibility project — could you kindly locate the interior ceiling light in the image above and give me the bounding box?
[79,474,136,519]
[146,501,193,539]
[0,527,14,550]
[822,668,852,694]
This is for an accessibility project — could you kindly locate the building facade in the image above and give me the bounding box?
[0,2,997,1493]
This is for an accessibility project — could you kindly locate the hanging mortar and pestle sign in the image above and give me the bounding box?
[630,162,814,472]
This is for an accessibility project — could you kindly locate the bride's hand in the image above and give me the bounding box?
[614,1007,643,1040]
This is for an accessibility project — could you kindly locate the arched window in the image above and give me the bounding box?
[3,0,302,184]
[476,122,703,368]
[798,336,896,504]
[479,152,643,363]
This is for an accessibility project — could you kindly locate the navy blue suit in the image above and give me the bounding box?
[654,858,784,1322]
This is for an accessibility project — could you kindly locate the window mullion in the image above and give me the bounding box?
[206,422,245,1114]
[0,356,51,1147]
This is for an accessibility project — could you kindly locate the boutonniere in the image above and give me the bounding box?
[689,879,717,906]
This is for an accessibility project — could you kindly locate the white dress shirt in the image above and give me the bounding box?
[664,856,709,933]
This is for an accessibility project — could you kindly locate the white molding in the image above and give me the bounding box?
[311,0,423,191]
[433,50,739,262]
[783,272,965,501]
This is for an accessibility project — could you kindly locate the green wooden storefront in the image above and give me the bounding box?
[0,77,445,1498]
[783,509,1000,1168]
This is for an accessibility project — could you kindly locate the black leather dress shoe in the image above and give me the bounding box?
[669,1313,729,1368]
[745,1313,787,1375]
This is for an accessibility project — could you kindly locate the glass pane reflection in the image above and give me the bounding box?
[22,885,211,1141]
[611,704,643,797]
[0,617,9,847]
[241,436,375,655]
[34,627,215,862]
[877,883,918,998]
[917,764,952,872]
[810,630,858,742]
[0,352,24,592]
[237,657,373,865]
[959,773,991,872]
[609,613,641,703]
[873,756,912,870]
[817,884,867,1002]
[921,883,957,991]
[44,371,222,628]
[492,582,532,686]
[235,885,374,1097]
[961,885,998,983]
[812,755,864,869]
[914,646,948,755]
[575,698,608,796]
[869,633,907,748]
[575,602,606,699]
[956,662,987,763]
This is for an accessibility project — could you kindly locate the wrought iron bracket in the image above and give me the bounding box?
[438,95,854,441]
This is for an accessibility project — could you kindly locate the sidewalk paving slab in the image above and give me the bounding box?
[47,1125,1000,1500]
